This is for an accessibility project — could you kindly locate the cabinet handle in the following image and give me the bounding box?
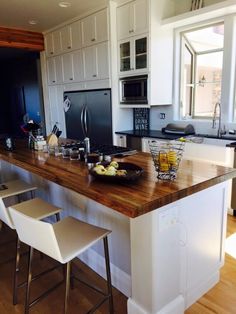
[92,74,97,77]
[52,80,56,83]
[67,46,71,49]
[129,30,134,33]
[69,78,73,80]
[50,52,54,55]
[91,38,96,42]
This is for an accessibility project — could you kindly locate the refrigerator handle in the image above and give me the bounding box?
[84,106,89,136]
[81,105,86,137]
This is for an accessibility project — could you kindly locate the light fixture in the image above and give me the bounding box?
[28,19,38,25]
[58,2,71,8]
[199,75,206,87]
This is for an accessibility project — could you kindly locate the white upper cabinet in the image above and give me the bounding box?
[62,50,84,83]
[62,53,74,83]
[117,0,149,40]
[47,56,63,85]
[61,20,82,53]
[45,30,62,56]
[81,8,108,47]
[83,42,109,81]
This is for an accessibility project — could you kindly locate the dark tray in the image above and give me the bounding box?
[89,162,144,183]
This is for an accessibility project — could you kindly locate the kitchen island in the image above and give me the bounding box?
[0,140,235,314]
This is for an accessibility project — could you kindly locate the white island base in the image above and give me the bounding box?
[128,181,228,314]
[0,161,229,314]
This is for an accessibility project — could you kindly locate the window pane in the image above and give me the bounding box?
[182,45,193,117]
[194,51,223,117]
[185,24,224,53]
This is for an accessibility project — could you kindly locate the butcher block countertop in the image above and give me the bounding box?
[0,140,236,218]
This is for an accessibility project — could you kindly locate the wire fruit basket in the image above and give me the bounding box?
[148,140,185,180]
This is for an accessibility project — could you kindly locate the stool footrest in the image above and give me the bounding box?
[18,263,63,289]
[73,275,107,297]
[29,279,64,309]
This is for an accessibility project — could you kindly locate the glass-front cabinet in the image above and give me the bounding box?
[120,41,131,72]
[119,35,148,75]
[135,37,147,69]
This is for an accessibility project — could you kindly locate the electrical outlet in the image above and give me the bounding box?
[160,113,165,119]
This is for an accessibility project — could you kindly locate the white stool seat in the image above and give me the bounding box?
[53,217,110,264]
[0,180,37,199]
[11,198,61,221]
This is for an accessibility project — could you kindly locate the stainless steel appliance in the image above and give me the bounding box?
[120,75,148,104]
[64,89,113,145]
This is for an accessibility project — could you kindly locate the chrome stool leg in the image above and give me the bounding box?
[64,262,71,314]
[104,236,114,314]
[25,247,34,314]
[13,237,21,305]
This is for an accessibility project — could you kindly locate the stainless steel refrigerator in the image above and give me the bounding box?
[64,89,112,144]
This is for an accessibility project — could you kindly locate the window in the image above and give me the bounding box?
[180,23,224,119]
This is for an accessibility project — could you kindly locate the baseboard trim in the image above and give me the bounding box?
[79,248,131,298]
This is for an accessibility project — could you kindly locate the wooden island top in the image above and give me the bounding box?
[0,140,236,218]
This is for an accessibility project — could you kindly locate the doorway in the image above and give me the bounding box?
[0,47,45,137]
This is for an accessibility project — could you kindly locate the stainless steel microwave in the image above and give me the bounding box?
[120,75,148,104]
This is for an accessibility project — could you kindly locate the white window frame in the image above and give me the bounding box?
[173,15,236,124]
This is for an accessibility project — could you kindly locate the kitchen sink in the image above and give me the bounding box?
[196,133,236,141]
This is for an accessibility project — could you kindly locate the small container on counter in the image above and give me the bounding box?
[86,153,100,169]
[69,148,79,160]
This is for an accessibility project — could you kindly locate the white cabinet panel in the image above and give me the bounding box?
[47,58,56,84]
[117,3,131,40]
[62,53,74,83]
[97,42,109,79]
[61,26,72,53]
[133,0,149,36]
[81,14,95,47]
[83,46,97,80]
[70,20,82,50]
[45,30,62,56]
[83,42,109,81]
[45,33,54,56]
[62,50,84,83]
[72,50,84,82]
[81,8,108,47]
[117,0,148,40]
[47,56,63,85]
[95,8,108,43]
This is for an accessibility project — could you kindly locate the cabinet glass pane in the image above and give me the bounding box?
[120,58,131,71]
[120,42,131,71]
[120,42,130,58]
[135,38,147,69]
[135,38,147,54]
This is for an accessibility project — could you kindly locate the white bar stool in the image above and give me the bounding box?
[0,179,37,241]
[0,183,61,306]
[9,207,114,314]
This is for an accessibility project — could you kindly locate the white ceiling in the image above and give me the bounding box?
[0,0,107,32]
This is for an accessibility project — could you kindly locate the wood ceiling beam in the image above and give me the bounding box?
[0,26,44,51]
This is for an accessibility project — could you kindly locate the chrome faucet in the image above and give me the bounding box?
[212,102,222,138]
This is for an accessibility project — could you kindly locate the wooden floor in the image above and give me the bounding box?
[1,215,236,313]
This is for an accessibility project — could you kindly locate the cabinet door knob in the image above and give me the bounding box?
[52,80,56,83]
[50,52,54,55]
[129,30,134,33]
[70,78,73,80]
[67,46,71,49]
[92,74,97,77]
[91,38,96,42]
